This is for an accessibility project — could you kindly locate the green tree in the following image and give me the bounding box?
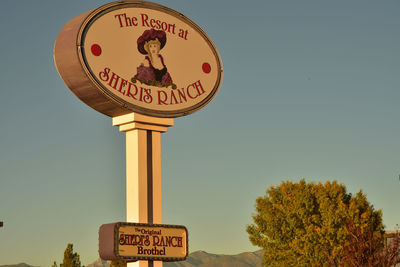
[246,179,383,267]
[61,243,81,267]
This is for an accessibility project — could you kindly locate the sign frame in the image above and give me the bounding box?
[54,0,223,118]
[99,222,189,262]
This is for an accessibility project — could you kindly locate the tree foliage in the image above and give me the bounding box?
[61,243,81,267]
[247,179,383,267]
[339,224,400,267]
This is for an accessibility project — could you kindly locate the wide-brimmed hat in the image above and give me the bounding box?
[137,29,167,55]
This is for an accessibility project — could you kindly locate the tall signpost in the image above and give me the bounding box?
[54,1,222,266]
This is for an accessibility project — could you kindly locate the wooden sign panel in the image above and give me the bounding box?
[54,1,222,118]
[99,222,188,262]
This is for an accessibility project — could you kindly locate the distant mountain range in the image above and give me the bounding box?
[0,264,37,267]
[163,250,263,267]
[87,250,263,267]
[0,250,263,267]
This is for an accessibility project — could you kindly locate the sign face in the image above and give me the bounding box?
[99,222,188,262]
[54,1,222,118]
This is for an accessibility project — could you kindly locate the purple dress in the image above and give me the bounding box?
[133,55,175,89]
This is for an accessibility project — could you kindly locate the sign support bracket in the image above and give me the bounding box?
[113,113,174,267]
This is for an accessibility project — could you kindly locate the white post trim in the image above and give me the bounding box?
[113,113,174,267]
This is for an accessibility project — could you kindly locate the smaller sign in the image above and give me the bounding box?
[99,222,188,262]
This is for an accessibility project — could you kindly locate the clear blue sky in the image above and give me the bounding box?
[1,0,400,266]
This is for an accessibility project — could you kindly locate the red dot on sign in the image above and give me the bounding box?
[202,63,211,74]
[91,44,102,56]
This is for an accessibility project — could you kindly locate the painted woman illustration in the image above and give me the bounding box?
[131,29,176,89]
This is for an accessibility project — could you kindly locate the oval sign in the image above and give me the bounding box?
[54,1,223,118]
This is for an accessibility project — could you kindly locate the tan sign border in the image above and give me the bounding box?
[99,222,188,262]
[55,1,223,118]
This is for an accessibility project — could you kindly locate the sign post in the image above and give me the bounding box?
[112,113,174,267]
[113,113,173,226]
[54,1,222,266]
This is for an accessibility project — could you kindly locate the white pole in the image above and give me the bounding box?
[113,113,174,267]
